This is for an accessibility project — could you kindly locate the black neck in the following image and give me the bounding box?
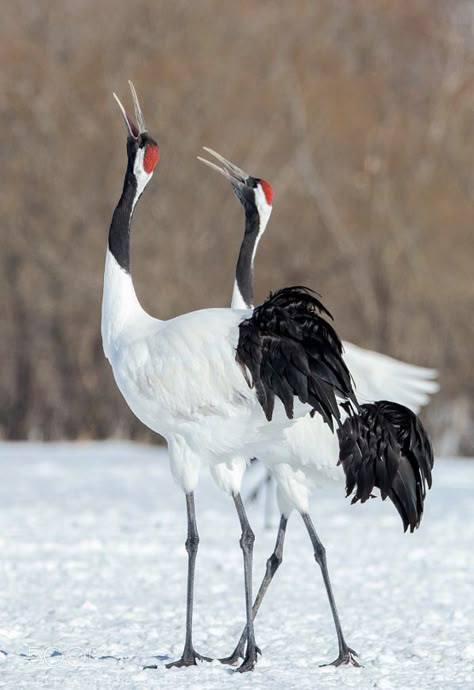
[108,166,138,273]
[235,206,260,308]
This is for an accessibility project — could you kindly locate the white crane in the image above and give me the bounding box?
[102,83,364,673]
[198,148,437,667]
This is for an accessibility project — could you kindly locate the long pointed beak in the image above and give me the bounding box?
[128,80,147,133]
[197,147,250,186]
[113,81,147,139]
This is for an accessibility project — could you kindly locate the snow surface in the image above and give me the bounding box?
[0,442,473,689]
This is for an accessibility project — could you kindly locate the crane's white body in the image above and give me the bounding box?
[102,250,300,493]
[208,331,438,514]
[247,346,438,515]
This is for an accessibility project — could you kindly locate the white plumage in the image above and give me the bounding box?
[103,250,283,492]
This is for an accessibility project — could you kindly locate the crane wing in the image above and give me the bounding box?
[236,286,357,430]
[343,341,439,413]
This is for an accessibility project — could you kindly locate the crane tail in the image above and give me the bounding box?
[337,401,434,532]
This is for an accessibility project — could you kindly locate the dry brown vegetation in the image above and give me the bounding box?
[1,0,473,451]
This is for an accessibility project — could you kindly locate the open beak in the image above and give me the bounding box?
[113,81,147,139]
[197,147,250,187]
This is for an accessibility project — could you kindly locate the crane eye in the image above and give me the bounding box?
[143,144,160,173]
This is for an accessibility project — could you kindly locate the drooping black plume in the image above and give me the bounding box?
[236,286,357,430]
[337,401,434,532]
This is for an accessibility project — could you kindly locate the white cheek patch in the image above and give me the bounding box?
[133,148,153,205]
[254,186,272,235]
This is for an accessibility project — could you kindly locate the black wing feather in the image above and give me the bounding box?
[337,401,434,532]
[236,286,356,427]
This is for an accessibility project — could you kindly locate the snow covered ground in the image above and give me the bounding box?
[0,442,473,689]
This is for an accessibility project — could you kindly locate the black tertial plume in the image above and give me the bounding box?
[236,286,357,429]
[337,401,434,532]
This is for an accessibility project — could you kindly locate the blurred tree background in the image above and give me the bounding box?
[0,0,473,452]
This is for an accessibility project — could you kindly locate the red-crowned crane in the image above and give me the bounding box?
[102,84,362,672]
[198,148,436,667]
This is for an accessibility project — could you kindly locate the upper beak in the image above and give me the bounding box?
[197,147,249,186]
[113,80,147,139]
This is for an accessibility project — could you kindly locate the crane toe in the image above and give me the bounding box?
[165,650,213,669]
[321,647,361,668]
[235,651,258,673]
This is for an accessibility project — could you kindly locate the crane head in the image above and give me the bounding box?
[198,147,273,221]
[113,81,160,181]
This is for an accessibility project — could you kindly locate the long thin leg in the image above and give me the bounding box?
[301,512,360,667]
[165,492,212,668]
[233,493,259,673]
[220,514,288,665]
